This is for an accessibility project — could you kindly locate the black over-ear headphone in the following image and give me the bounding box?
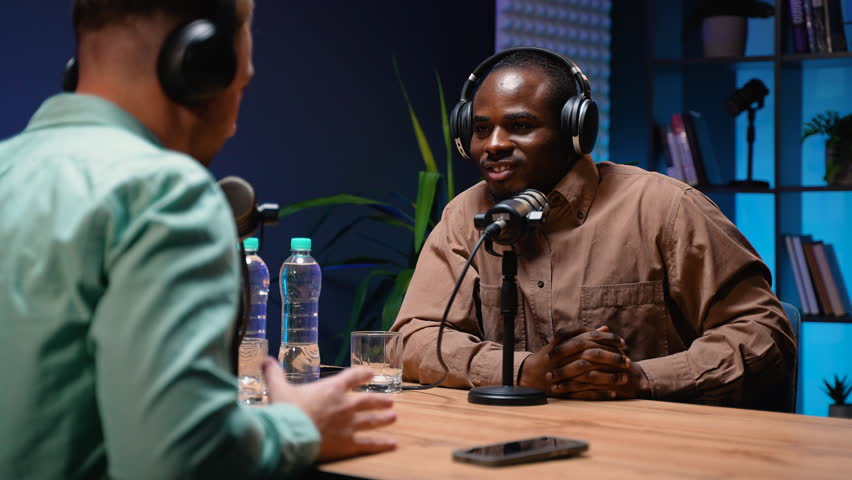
[449,46,599,159]
[63,0,238,106]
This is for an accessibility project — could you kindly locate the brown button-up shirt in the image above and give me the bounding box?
[392,156,797,409]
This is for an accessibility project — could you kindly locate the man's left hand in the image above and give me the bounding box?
[549,360,652,400]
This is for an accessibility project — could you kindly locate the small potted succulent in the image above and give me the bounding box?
[683,0,774,57]
[822,375,852,418]
[802,111,852,185]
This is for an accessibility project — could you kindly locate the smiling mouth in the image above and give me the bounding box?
[482,161,518,182]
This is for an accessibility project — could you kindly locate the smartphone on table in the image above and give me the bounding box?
[452,435,589,467]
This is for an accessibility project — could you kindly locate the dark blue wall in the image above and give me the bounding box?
[609,0,649,168]
[0,1,494,363]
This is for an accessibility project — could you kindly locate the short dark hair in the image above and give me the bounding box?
[72,0,248,35]
[476,50,578,119]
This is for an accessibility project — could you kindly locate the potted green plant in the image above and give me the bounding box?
[683,0,774,57]
[822,375,852,418]
[802,111,852,185]
[278,59,458,364]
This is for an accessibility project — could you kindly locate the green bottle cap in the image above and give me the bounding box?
[242,237,259,251]
[290,237,312,250]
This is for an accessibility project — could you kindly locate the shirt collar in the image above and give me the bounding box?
[548,154,599,225]
[24,93,161,147]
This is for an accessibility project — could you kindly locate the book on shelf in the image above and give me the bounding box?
[812,0,830,53]
[786,235,820,314]
[803,0,827,52]
[661,125,686,182]
[813,241,847,315]
[791,0,848,54]
[784,235,849,316]
[680,112,709,186]
[825,0,849,53]
[670,113,699,186]
[825,243,852,314]
[789,0,810,53]
[686,111,723,185]
[785,236,811,313]
[660,111,722,186]
[801,238,833,314]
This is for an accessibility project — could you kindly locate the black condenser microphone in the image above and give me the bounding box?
[474,189,549,245]
[217,176,280,240]
[216,176,280,374]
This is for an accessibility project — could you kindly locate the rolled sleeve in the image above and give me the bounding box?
[638,352,696,400]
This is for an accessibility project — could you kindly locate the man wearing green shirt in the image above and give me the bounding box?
[0,1,396,478]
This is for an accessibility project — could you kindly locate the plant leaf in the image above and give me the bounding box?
[323,263,385,272]
[414,171,441,252]
[305,207,335,240]
[393,57,438,173]
[381,269,415,330]
[367,203,414,224]
[358,233,410,260]
[320,212,414,261]
[278,194,388,218]
[322,257,397,268]
[319,215,371,254]
[436,70,455,201]
[334,269,395,365]
[356,276,396,331]
[366,214,415,232]
[391,191,416,211]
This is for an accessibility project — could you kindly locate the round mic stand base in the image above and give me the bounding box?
[468,385,547,406]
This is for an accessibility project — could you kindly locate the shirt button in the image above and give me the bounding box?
[577,211,585,220]
[538,281,545,288]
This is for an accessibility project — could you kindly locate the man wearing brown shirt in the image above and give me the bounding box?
[391,48,796,410]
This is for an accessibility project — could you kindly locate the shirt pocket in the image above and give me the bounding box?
[580,280,669,360]
[479,282,527,350]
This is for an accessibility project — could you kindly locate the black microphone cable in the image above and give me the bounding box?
[401,222,503,390]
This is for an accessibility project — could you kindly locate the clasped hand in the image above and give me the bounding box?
[519,326,650,400]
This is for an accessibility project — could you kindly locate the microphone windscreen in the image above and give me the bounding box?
[217,176,259,239]
[486,189,549,245]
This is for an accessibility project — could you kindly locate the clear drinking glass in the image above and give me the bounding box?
[238,337,268,404]
[350,331,403,393]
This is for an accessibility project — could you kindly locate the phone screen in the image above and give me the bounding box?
[453,436,588,466]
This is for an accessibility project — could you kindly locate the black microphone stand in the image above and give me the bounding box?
[729,105,769,189]
[468,245,547,406]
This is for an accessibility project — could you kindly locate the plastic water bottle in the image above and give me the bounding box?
[238,237,269,404]
[279,237,321,383]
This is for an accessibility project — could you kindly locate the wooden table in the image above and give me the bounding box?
[317,387,852,479]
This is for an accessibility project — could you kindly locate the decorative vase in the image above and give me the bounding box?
[829,404,852,418]
[826,142,852,186]
[702,16,748,57]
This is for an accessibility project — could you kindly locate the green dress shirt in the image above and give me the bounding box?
[0,94,319,479]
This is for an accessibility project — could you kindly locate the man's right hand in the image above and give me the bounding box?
[519,326,629,399]
[262,358,397,462]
